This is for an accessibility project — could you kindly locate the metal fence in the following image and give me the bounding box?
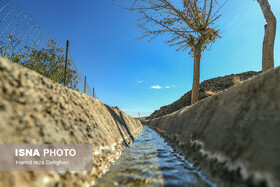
[0,0,96,98]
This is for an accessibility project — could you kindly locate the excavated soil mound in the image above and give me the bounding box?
[148,71,259,119]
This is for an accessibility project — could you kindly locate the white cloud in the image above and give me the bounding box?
[165,85,176,88]
[151,85,175,89]
[137,80,144,84]
[151,85,162,89]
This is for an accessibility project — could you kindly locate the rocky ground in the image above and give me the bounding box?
[147,71,259,119]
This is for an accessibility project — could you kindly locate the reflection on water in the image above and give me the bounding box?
[96,126,216,187]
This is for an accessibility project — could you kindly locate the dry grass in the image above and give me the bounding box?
[233,76,241,85]
[205,90,215,96]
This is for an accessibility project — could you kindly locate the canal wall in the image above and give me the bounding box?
[144,67,280,186]
[0,57,142,186]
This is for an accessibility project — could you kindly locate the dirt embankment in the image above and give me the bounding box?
[143,67,280,186]
[0,57,142,186]
[148,71,259,119]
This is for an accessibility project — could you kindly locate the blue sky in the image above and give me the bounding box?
[9,0,280,117]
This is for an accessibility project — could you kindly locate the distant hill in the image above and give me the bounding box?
[147,71,260,119]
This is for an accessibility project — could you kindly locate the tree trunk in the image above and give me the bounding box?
[257,0,276,72]
[191,45,202,105]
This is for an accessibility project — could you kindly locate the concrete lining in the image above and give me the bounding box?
[144,67,280,186]
[0,57,142,186]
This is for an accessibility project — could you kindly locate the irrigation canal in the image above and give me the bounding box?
[96,126,216,187]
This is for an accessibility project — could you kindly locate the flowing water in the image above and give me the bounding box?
[96,126,216,187]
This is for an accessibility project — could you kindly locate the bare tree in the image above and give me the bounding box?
[128,0,227,104]
[257,0,276,72]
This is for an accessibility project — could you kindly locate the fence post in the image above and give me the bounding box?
[84,76,87,94]
[63,40,69,86]
[93,87,95,98]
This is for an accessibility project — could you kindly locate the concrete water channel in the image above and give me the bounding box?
[96,126,216,186]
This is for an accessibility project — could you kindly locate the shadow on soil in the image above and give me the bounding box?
[105,105,135,146]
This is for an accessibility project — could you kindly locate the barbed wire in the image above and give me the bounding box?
[0,0,96,98]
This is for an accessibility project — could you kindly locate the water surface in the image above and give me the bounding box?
[96,126,216,186]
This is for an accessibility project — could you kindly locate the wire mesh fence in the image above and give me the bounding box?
[0,0,96,98]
